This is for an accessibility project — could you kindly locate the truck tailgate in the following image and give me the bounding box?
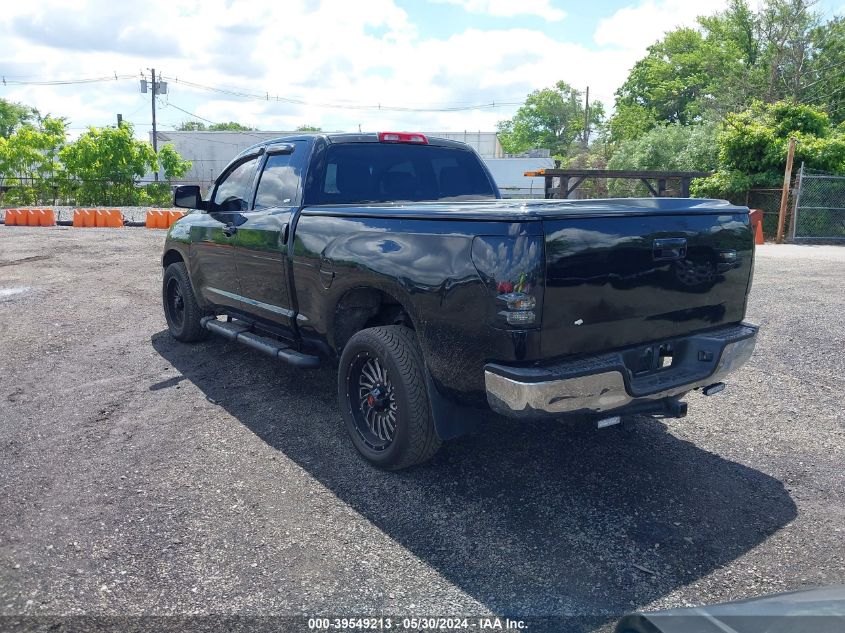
[541,211,753,358]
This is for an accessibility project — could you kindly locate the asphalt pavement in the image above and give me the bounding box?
[1,228,843,632]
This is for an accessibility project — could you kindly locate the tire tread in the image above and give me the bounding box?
[339,325,441,469]
[163,262,208,342]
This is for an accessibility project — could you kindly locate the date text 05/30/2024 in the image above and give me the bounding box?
[307,617,527,630]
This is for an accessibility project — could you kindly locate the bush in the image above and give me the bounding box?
[693,101,845,198]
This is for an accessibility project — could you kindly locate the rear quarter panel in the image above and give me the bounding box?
[292,212,541,399]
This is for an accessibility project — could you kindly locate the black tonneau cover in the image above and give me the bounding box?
[303,198,747,221]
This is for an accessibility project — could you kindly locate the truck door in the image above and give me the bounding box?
[189,154,260,311]
[232,143,306,336]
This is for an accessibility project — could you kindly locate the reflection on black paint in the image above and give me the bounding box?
[542,213,753,358]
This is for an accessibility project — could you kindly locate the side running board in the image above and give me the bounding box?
[200,316,320,368]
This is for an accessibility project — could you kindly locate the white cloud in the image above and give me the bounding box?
[594,0,728,51]
[432,0,566,21]
[0,0,729,139]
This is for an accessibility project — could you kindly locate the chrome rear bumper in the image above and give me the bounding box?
[485,323,758,419]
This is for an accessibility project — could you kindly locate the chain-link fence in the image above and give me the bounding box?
[744,188,795,240]
[791,165,845,241]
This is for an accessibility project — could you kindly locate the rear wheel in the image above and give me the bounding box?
[338,326,441,469]
[162,262,208,342]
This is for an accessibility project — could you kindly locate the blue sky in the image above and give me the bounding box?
[401,0,845,42]
[1,0,844,138]
[399,0,607,46]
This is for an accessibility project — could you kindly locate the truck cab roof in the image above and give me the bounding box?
[235,132,472,161]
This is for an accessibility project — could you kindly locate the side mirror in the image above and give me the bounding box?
[174,185,205,210]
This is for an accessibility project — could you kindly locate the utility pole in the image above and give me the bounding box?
[116,113,123,128]
[150,68,158,181]
[776,137,797,244]
[583,86,590,148]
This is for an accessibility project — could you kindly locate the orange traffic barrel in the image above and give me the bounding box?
[749,209,764,245]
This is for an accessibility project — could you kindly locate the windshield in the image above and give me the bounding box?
[316,142,497,204]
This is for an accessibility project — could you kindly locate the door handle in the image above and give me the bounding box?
[653,237,687,261]
[222,224,238,237]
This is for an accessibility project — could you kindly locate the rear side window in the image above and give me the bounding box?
[254,152,300,208]
[317,143,496,204]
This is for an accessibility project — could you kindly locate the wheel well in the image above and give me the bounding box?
[162,249,185,268]
[333,288,413,352]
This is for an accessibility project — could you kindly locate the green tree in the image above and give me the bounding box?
[60,123,191,206]
[692,101,845,197]
[0,99,36,139]
[176,120,257,131]
[143,144,192,206]
[610,0,841,140]
[613,28,724,140]
[496,81,604,156]
[807,16,845,123]
[208,121,256,131]
[156,144,191,180]
[61,123,156,205]
[176,121,207,131]
[606,122,719,195]
[0,115,67,204]
[295,125,322,132]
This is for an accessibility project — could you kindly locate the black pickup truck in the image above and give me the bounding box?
[162,132,758,469]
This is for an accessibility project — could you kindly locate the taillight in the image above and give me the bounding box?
[471,235,544,329]
[378,131,428,144]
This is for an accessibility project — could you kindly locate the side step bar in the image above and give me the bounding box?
[200,316,320,368]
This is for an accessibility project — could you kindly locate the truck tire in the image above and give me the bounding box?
[338,325,441,469]
[162,262,208,342]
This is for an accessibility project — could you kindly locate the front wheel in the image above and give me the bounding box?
[162,262,208,342]
[338,326,441,469]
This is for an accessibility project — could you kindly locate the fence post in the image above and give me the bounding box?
[776,136,797,244]
[789,162,804,241]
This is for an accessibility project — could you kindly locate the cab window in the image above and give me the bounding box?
[211,157,259,211]
[254,152,300,209]
[316,143,496,204]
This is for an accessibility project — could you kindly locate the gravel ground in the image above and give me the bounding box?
[0,229,843,632]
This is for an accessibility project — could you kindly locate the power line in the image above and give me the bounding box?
[1,71,524,112]
[160,75,523,112]
[158,102,268,140]
[164,101,217,124]
[1,74,137,86]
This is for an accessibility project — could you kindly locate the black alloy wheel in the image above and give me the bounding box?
[162,262,208,342]
[347,351,399,451]
[337,326,441,469]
